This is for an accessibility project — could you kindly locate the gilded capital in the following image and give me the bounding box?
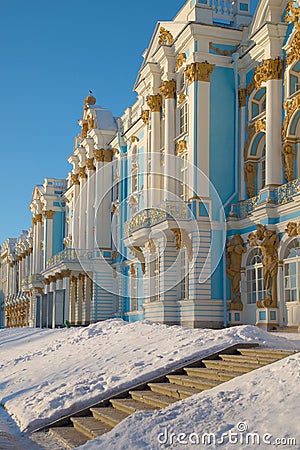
[103,149,113,162]
[160,80,176,99]
[147,94,162,112]
[43,210,55,220]
[71,173,80,185]
[238,89,247,107]
[94,149,104,162]
[78,167,87,179]
[254,58,283,88]
[35,214,42,223]
[185,62,215,84]
[86,157,96,171]
[141,110,150,125]
[175,53,186,72]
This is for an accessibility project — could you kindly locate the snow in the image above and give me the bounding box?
[0,320,299,438]
[77,350,300,450]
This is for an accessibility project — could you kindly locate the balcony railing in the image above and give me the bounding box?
[124,201,191,237]
[22,274,44,287]
[46,248,111,269]
[230,178,300,220]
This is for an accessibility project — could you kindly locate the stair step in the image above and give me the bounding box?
[110,398,158,414]
[49,426,89,448]
[220,354,278,365]
[71,417,112,439]
[203,359,260,372]
[148,382,201,399]
[90,407,129,427]
[167,375,220,390]
[237,348,296,359]
[184,367,240,382]
[129,390,178,407]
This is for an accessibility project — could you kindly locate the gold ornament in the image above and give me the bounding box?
[175,53,186,72]
[185,62,215,84]
[158,27,174,45]
[160,80,176,99]
[254,59,283,88]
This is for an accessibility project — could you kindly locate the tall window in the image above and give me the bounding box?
[258,145,266,191]
[246,248,265,304]
[180,152,188,201]
[179,103,188,135]
[180,248,189,300]
[130,269,138,311]
[284,239,300,303]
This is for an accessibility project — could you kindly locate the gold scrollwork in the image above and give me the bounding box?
[158,27,174,46]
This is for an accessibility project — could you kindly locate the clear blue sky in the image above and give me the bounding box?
[0,0,259,244]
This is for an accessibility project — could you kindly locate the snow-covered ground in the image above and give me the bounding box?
[78,349,300,450]
[0,320,299,448]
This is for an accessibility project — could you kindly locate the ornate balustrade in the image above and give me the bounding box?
[230,178,300,220]
[45,248,111,269]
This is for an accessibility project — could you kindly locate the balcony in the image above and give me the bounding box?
[230,179,300,220]
[21,274,44,290]
[124,201,192,237]
[45,248,112,270]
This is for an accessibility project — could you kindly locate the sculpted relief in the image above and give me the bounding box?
[226,235,247,311]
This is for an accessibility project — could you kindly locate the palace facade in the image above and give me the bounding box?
[1,0,300,331]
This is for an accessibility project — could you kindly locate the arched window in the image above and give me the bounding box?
[289,61,300,97]
[246,248,265,304]
[250,88,266,120]
[284,238,300,303]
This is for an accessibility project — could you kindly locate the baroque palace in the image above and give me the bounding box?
[1,0,300,331]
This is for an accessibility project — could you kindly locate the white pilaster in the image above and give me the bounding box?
[266,78,282,186]
[161,81,176,197]
[147,94,162,207]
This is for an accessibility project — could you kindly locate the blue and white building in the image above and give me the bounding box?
[1,0,300,330]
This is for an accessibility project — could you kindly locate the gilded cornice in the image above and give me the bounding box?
[141,110,150,125]
[158,27,174,46]
[286,31,300,66]
[147,94,162,112]
[185,62,215,84]
[86,157,96,171]
[78,167,87,179]
[175,53,186,72]
[71,173,80,185]
[160,80,176,99]
[282,93,300,139]
[285,1,300,29]
[254,59,284,88]
[238,89,247,107]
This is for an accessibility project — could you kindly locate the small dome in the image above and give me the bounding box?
[84,92,96,106]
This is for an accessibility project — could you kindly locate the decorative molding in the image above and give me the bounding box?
[129,246,146,275]
[282,93,300,139]
[209,42,238,56]
[78,167,87,179]
[94,149,104,162]
[185,62,215,84]
[282,142,296,182]
[81,122,88,139]
[141,110,150,125]
[35,214,42,223]
[86,157,96,171]
[254,118,266,133]
[145,239,156,254]
[147,94,162,112]
[285,222,300,237]
[176,140,187,154]
[285,1,300,29]
[175,53,186,72]
[87,114,96,130]
[286,31,300,65]
[177,93,186,105]
[238,88,247,107]
[158,27,174,45]
[171,228,193,261]
[71,173,80,185]
[130,135,139,146]
[129,263,137,276]
[244,161,256,198]
[160,80,176,99]
[254,59,284,88]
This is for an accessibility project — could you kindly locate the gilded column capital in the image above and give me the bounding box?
[35,213,42,223]
[238,89,247,107]
[86,157,96,171]
[94,149,104,162]
[160,80,176,99]
[147,94,162,112]
[141,110,150,125]
[103,149,113,162]
[71,173,80,185]
[43,210,55,219]
[78,167,87,179]
[61,269,71,278]
[254,58,284,88]
[185,62,215,84]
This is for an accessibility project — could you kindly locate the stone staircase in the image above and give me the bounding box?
[46,346,295,448]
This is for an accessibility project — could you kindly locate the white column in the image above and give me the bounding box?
[43,210,54,266]
[266,77,283,186]
[147,94,162,207]
[86,158,96,250]
[94,150,104,249]
[161,81,176,197]
[185,62,214,198]
[33,214,43,273]
[141,111,150,209]
[71,174,80,249]
[239,88,247,200]
[78,167,87,249]
[94,149,112,249]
